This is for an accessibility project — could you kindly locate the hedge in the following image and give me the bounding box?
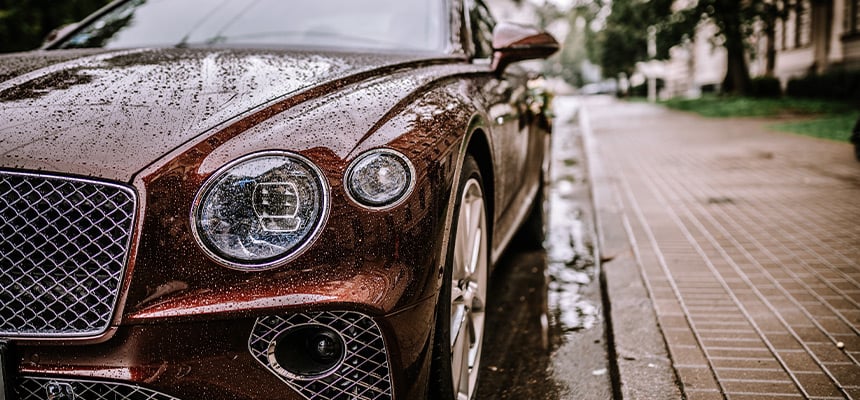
[786,70,860,102]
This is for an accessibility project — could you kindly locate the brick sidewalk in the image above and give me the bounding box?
[586,97,860,400]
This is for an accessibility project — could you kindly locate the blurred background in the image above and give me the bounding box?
[0,0,109,53]
[2,0,857,140]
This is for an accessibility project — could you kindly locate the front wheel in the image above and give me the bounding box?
[431,155,488,400]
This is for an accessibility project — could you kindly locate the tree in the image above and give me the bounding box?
[662,0,783,95]
[0,0,111,53]
[666,1,751,94]
[556,4,603,85]
[597,0,784,96]
[596,0,674,79]
[537,0,605,86]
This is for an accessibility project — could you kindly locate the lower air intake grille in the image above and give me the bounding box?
[16,377,180,400]
[0,171,136,337]
[249,311,394,400]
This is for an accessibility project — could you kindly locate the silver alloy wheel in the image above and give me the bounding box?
[450,178,487,400]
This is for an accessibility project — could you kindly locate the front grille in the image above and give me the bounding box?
[249,311,394,400]
[16,377,179,400]
[0,171,136,337]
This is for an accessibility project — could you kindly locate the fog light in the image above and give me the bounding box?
[345,149,414,209]
[267,325,346,380]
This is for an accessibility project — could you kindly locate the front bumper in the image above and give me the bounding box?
[6,295,438,400]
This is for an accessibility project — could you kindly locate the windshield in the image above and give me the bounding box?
[56,0,447,52]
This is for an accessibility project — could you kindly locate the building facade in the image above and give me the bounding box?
[661,0,860,97]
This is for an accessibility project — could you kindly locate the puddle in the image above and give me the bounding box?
[546,97,600,335]
[477,96,611,399]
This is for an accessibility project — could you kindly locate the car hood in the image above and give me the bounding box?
[0,48,455,181]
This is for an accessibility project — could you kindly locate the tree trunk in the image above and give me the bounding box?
[721,20,752,95]
[764,7,777,77]
[765,28,776,77]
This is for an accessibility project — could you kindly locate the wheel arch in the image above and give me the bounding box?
[464,127,494,251]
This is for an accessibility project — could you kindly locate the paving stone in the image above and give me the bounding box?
[686,389,725,400]
[806,343,854,364]
[794,372,845,397]
[726,395,803,400]
[586,98,860,400]
[845,388,860,399]
[823,363,860,387]
[676,366,720,391]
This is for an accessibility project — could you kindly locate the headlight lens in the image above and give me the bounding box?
[192,152,329,270]
[345,149,414,209]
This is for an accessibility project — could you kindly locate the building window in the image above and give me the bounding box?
[855,0,860,33]
[776,19,784,51]
[785,0,797,49]
[778,0,788,50]
[848,0,860,34]
[795,0,811,47]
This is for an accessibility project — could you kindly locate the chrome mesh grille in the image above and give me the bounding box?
[0,172,136,336]
[249,311,394,400]
[16,377,180,400]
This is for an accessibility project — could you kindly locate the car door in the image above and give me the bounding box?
[468,0,535,252]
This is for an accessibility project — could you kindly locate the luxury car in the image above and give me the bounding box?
[0,0,557,399]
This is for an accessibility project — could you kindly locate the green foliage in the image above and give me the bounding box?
[661,95,855,118]
[749,77,782,98]
[0,0,111,53]
[597,0,673,78]
[556,7,594,86]
[665,0,774,94]
[599,0,781,95]
[771,114,859,143]
[661,95,859,143]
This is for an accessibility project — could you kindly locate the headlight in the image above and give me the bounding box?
[191,151,329,270]
[345,149,415,209]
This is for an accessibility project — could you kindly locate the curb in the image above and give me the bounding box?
[578,100,682,399]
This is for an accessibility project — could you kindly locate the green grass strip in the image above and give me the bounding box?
[770,113,858,142]
[658,95,857,142]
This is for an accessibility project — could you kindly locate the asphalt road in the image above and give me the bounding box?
[476,97,614,399]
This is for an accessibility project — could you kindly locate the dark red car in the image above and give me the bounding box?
[0,1,557,399]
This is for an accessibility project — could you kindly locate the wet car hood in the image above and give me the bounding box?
[0,48,450,182]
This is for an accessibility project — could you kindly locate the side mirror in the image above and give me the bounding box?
[491,22,559,73]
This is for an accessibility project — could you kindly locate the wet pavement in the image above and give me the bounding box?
[586,96,860,399]
[476,97,613,399]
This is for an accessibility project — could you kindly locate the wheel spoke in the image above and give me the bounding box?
[457,319,472,398]
[453,209,468,280]
[465,197,481,273]
[468,227,481,276]
[448,178,487,400]
[450,294,465,346]
[468,312,485,369]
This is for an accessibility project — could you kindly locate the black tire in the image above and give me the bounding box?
[430,155,487,400]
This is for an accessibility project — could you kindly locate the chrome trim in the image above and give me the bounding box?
[0,170,137,338]
[189,151,331,271]
[344,148,417,211]
[16,376,180,400]
[248,311,394,400]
